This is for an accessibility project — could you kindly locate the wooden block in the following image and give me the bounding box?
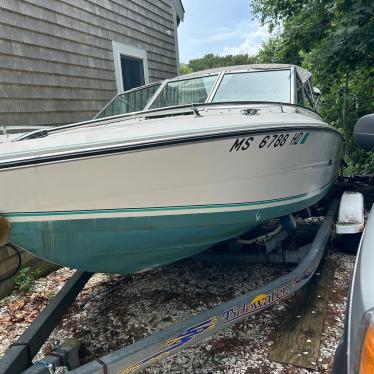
[268,259,336,369]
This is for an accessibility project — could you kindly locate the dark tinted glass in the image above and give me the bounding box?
[121,56,145,91]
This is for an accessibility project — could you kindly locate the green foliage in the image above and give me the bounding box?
[185,53,257,73]
[253,0,374,174]
[180,63,193,75]
[15,267,42,292]
[179,1,374,173]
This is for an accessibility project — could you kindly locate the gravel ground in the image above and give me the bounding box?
[0,233,355,374]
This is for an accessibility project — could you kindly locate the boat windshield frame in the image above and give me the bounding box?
[210,68,294,105]
[14,67,318,142]
[94,66,317,120]
[94,81,163,119]
[146,73,220,110]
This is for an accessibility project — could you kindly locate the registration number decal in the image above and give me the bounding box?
[229,132,309,152]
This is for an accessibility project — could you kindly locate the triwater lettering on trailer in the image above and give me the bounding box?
[222,287,289,324]
[229,132,310,152]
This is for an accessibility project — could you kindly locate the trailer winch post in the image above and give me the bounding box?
[0,271,93,374]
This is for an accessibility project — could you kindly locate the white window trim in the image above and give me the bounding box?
[112,41,149,93]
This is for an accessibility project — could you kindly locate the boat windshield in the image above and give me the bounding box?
[212,69,291,103]
[150,75,218,109]
[95,83,161,119]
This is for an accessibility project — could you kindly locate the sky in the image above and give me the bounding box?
[178,0,271,63]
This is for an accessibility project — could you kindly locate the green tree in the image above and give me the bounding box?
[180,63,193,75]
[186,53,257,72]
[252,0,374,173]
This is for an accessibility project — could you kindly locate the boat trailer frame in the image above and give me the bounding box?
[0,200,339,374]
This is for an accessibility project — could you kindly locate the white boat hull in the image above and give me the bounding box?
[2,124,343,274]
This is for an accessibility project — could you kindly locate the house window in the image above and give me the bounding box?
[112,41,149,93]
[121,55,145,91]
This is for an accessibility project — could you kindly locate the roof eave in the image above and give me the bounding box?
[172,0,185,22]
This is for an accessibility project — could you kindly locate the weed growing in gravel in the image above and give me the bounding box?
[15,267,42,292]
[0,296,10,307]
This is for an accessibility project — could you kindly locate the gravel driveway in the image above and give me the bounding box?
[0,237,354,374]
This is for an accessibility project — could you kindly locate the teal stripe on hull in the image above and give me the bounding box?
[9,189,329,274]
[4,192,308,218]
[3,180,336,219]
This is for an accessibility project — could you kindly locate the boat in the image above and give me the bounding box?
[0,64,344,274]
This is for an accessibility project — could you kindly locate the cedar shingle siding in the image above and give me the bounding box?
[0,0,183,127]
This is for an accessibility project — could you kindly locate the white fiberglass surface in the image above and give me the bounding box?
[150,75,218,109]
[212,70,291,103]
[2,128,342,216]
